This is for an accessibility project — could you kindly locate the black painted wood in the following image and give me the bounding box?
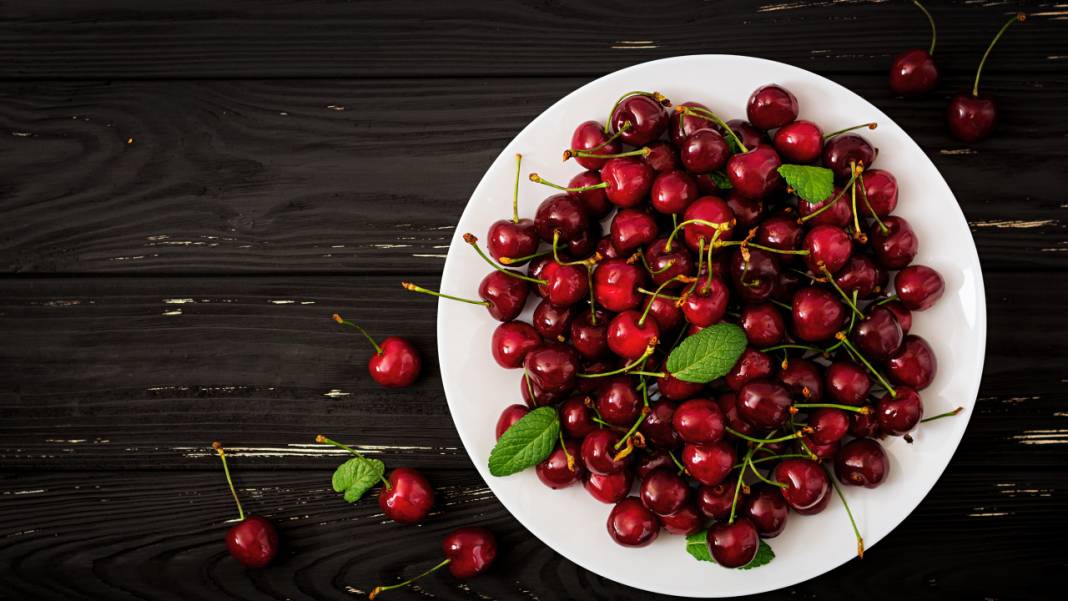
[1,1,1066,600]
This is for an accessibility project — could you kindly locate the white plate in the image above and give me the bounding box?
[437,55,985,597]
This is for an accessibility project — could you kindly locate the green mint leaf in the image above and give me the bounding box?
[666,322,747,383]
[708,171,733,190]
[332,457,385,503]
[739,540,775,569]
[777,164,834,204]
[488,406,560,477]
[686,530,714,562]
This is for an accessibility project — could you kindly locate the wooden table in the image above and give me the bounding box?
[2,2,1065,599]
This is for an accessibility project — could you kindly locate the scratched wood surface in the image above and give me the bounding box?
[1,1,1066,600]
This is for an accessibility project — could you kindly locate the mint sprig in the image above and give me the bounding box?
[777,164,835,204]
[488,406,560,477]
[665,322,747,383]
[707,170,733,190]
[333,456,386,502]
[685,530,775,569]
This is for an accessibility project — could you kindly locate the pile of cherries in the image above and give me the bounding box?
[421,82,951,568]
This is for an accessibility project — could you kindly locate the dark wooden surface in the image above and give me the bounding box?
[1,1,1066,600]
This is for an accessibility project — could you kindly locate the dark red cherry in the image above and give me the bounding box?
[520,372,564,408]
[585,470,633,504]
[640,468,690,515]
[487,218,539,265]
[876,385,924,435]
[570,310,610,360]
[947,93,997,142]
[595,236,622,261]
[643,295,684,333]
[726,119,769,150]
[560,395,597,439]
[729,247,780,303]
[822,134,875,181]
[792,286,846,342]
[725,347,776,391]
[747,84,799,130]
[568,170,613,219]
[887,334,938,389]
[803,224,852,275]
[681,278,730,327]
[707,518,760,568]
[538,260,588,308]
[380,467,436,524]
[528,256,551,298]
[581,429,630,475]
[596,376,642,427]
[609,208,658,254]
[825,361,871,406]
[743,484,790,538]
[593,258,646,312]
[883,299,913,333]
[698,482,742,520]
[852,306,904,361]
[726,191,767,228]
[368,336,422,388]
[644,141,680,173]
[835,438,890,488]
[717,392,755,436]
[727,146,783,200]
[772,459,830,515]
[606,310,659,360]
[737,379,793,429]
[225,515,279,568]
[612,94,669,146]
[672,398,725,445]
[835,253,887,300]
[870,216,918,270]
[891,49,939,96]
[660,502,703,535]
[796,186,852,228]
[523,343,580,394]
[849,409,883,439]
[895,265,945,310]
[600,157,655,208]
[607,497,661,547]
[740,303,785,347]
[532,299,576,342]
[496,404,529,440]
[681,441,735,486]
[859,169,898,217]
[442,527,497,579]
[651,169,699,214]
[670,101,717,145]
[756,212,804,254]
[570,120,621,170]
[534,193,588,243]
[474,270,529,321]
[634,400,675,449]
[657,371,705,401]
[644,238,695,288]
[680,129,730,173]
[635,450,675,479]
[773,120,823,163]
[491,321,541,369]
[682,195,735,251]
[537,439,584,489]
[779,358,823,401]
[807,408,850,445]
[801,436,840,462]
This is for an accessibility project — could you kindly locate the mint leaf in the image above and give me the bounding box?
[666,322,747,383]
[332,456,385,503]
[686,530,713,562]
[777,164,834,204]
[739,540,775,569]
[708,171,733,190]
[488,406,560,477]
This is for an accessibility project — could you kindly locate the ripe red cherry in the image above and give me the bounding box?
[491,321,541,369]
[681,278,730,327]
[225,515,279,568]
[611,94,669,146]
[651,169,699,214]
[442,527,498,579]
[596,376,642,427]
[644,238,695,288]
[947,93,997,143]
[807,408,850,445]
[581,429,630,475]
[657,371,704,401]
[523,343,580,394]
[757,212,804,254]
[707,518,760,568]
[495,404,529,439]
[852,306,904,361]
[634,400,677,449]
[891,49,939,96]
[682,195,735,251]
[534,193,588,243]
[640,468,690,515]
[593,258,646,312]
[333,314,422,388]
[471,271,528,321]
[569,311,609,360]
[835,254,887,300]
[870,216,918,270]
[644,141,680,173]
[672,398,725,444]
[825,361,871,406]
[680,128,730,173]
[487,218,539,265]
[729,247,780,303]
[681,441,736,486]
[849,410,883,439]
[883,299,913,333]
[887,334,938,389]
[801,436,840,462]
[698,482,742,520]
[570,120,621,170]
[747,84,799,130]
[380,467,435,524]
[538,260,588,308]
[717,391,755,436]
[727,146,783,199]
[726,191,767,228]
[606,310,659,360]
[877,386,924,435]
[607,497,661,547]
[779,357,823,401]
[600,157,655,208]
[740,303,785,346]
[643,295,685,333]
[660,502,703,535]
[725,347,776,391]
[520,373,563,408]
[737,379,793,429]
[822,134,875,180]
[670,101,717,145]
[773,120,823,163]
[568,170,613,218]
[727,119,769,149]
[792,287,846,342]
[803,224,852,275]
[860,169,898,217]
[772,459,831,515]
[895,265,945,310]
[796,186,852,227]
[743,483,790,538]
[537,439,584,489]
[609,208,658,253]
[532,299,576,341]
[636,451,675,479]
[835,438,890,488]
[560,395,597,439]
[585,470,633,504]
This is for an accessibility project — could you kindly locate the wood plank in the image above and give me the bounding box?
[3,1,1065,79]
[0,272,1063,471]
[1,76,1066,275]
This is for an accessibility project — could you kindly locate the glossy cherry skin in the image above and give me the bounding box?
[606,310,659,360]
[635,450,675,479]
[681,278,730,327]
[657,371,705,401]
[534,193,588,243]
[495,404,529,440]
[487,218,539,265]
[645,141,680,173]
[581,429,630,475]
[852,306,904,361]
[725,347,776,391]
[743,483,790,538]
[643,295,684,334]
[670,101,717,144]
[792,287,846,342]
[612,94,668,146]
[651,169,699,214]
[835,438,890,488]
[835,253,887,300]
[803,224,852,275]
[532,299,576,342]
[570,120,621,170]
[877,385,924,435]
[757,212,804,254]
[860,169,898,217]
[850,409,883,439]
[682,195,735,251]
[225,515,279,568]
[726,192,767,228]
[895,265,945,311]
[708,518,760,568]
[740,303,785,346]
[477,270,529,322]
[640,468,690,515]
[807,408,850,445]
[597,376,642,426]
[681,441,736,486]
[727,146,783,200]
[600,157,655,208]
[727,119,769,149]
[369,337,422,388]
[560,395,597,439]
[947,92,997,143]
[737,379,793,429]
[636,400,677,449]
[537,439,584,489]
[569,311,610,360]
[609,208,658,254]
[698,482,742,520]
[644,238,695,288]
[593,258,646,312]
[443,527,497,579]
[680,128,730,173]
[520,373,564,408]
[796,186,852,228]
[801,436,840,462]
[730,247,780,303]
[779,357,824,401]
[870,216,918,270]
[607,497,661,547]
[379,468,435,524]
[538,260,588,308]
[717,392,755,436]
[891,48,939,96]
[747,84,799,130]
[825,361,871,406]
[883,299,913,333]
[772,459,831,515]
[671,398,725,445]
[585,469,633,504]
[523,343,580,394]
[568,170,613,218]
[660,502,703,535]
[822,134,875,180]
[491,321,541,369]
[773,120,823,163]
[887,335,938,389]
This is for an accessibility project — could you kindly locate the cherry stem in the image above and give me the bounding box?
[499,249,550,265]
[638,250,676,276]
[717,239,810,256]
[726,427,805,444]
[639,287,681,301]
[822,122,877,140]
[664,218,732,253]
[819,264,865,318]
[876,294,899,305]
[559,430,576,471]
[639,275,693,326]
[728,446,757,524]
[369,557,451,600]
[315,435,391,488]
[463,233,547,284]
[921,406,964,423]
[576,345,656,378]
[401,281,489,308]
[761,343,824,354]
[770,299,794,312]
[587,267,598,326]
[793,402,871,414]
[529,172,608,193]
[799,168,859,223]
[668,449,688,476]
[747,455,788,489]
[834,333,898,397]
[563,147,651,161]
[604,91,670,133]
[973,13,1026,97]
[212,441,246,522]
[675,105,747,153]
[614,407,651,450]
[850,164,865,241]
[825,290,861,353]
[858,176,889,234]
[511,154,522,223]
[333,313,382,355]
[629,370,667,378]
[575,121,631,154]
[741,453,809,468]
[827,466,864,559]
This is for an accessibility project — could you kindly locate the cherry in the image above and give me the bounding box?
[849,409,884,439]
[870,216,918,270]
[671,101,717,144]
[807,408,850,445]
[757,212,804,254]
[792,287,847,342]
[727,146,783,200]
[682,195,735,251]
[212,442,279,568]
[729,247,780,303]
[595,236,622,261]
[570,120,622,170]
[560,395,598,439]
[523,343,580,394]
[802,437,841,462]
[636,450,675,478]
[725,347,776,391]
[568,171,613,219]
[797,186,852,228]
[491,321,541,369]
[895,265,945,310]
[560,221,601,261]
[680,129,730,173]
[596,376,643,427]
[488,219,539,265]
[643,295,685,333]
[660,502,703,535]
[779,358,824,401]
[369,528,498,598]
[681,440,736,486]
[859,169,898,217]
[803,224,852,275]
[610,208,659,254]
[585,470,633,504]
[581,429,630,475]
[822,134,875,180]
[645,141,680,173]
[651,169,699,214]
[594,258,646,311]
[708,518,760,568]
[606,310,659,360]
[611,93,669,146]
[737,379,793,429]
[835,253,887,300]
[889,1,939,96]
[773,120,823,163]
[726,191,767,228]
[534,194,588,243]
[538,260,589,308]
[825,361,871,406]
[947,14,1026,142]
[570,310,610,360]
[477,271,531,320]
[528,256,552,298]
[772,459,831,515]
[640,467,690,515]
[883,299,913,333]
[657,371,705,401]
[333,314,421,388]
[835,438,890,488]
[681,278,730,327]
[496,404,529,439]
[672,398,725,445]
[717,392,755,436]
[537,439,584,489]
[520,373,564,408]
[698,482,742,520]
[600,157,655,208]
[644,238,695,288]
[876,385,924,435]
[852,306,904,361]
[533,299,576,341]
[726,119,769,150]
[747,84,799,130]
[743,484,790,538]
[740,303,786,346]
[607,497,661,547]
[380,467,436,524]
[641,400,682,450]
[887,334,938,389]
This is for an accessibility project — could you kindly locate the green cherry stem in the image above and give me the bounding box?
[529,172,608,193]
[463,233,547,284]
[834,333,897,397]
[675,105,747,153]
[913,0,937,55]
[512,153,522,223]
[742,453,809,468]
[668,449,688,475]
[663,218,732,253]
[973,13,1026,97]
[825,290,860,353]
[716,239,810,256]
[799,168,860,223]
[876,294,899,305]
[604,91,670,133]
[747,455,788,489]
[760,343,825,354]
[613,406,651,450]
[770,298,793,312]
[728,446,756,524]
[562,147,652,161]
[850,163,865,241]
[638,250,676,276]
[315,434,391,488]
[827,466,865,558]
[212,441,246,521]
[401,282,490,307]
[639,287,682,301]
[725,427,807,444]
[333,313,383,355]
[369,557,452,600]
[587,266,598,326]
[818,263,865,318]
[498,249,550,266]
[858,176,889,234]
[921,406,964,423]
[822,122,877,140]
[639,275,693,326]
[576,345,657,378]
[575,121,631,154]
[792,403,871,414]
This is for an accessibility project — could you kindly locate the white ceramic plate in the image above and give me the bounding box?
[437,55,985,597]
